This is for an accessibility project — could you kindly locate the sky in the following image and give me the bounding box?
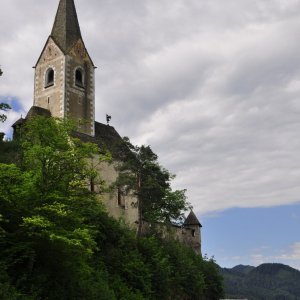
[1,0,300,270]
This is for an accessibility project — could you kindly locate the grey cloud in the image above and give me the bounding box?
[2,0,300,214]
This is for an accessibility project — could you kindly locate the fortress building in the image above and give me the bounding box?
[12,0,202,255]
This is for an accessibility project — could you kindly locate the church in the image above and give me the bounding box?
[12,0,202,255]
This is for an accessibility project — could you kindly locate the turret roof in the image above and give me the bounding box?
[51,0,82,53]
[184,211,202,227]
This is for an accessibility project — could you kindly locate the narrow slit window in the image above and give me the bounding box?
[45,68,54,87]
[117,188,125,208]
[75,68,84,87]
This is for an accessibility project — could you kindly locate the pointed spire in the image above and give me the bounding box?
[184,211,202,227]
[51,0,82,53]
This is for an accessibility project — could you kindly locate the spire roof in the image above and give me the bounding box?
[184,211,202,227]
[51,0,82,53]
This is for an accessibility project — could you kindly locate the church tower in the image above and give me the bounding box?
[33,0,95,136]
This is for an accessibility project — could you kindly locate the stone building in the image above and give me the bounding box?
[142,210,202,255]
[178,210,202,255]
[33,0,95,136]
[12,0,202,254]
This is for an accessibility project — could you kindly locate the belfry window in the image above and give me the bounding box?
[75,68,84,88]
[45,68,54,88]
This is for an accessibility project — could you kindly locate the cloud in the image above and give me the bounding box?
[248,242,300,270]
[0,97,25,138]
[277,242,300,262]
[2,0,300,214]
[217,243,300,270]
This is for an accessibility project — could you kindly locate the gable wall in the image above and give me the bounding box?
[34,38,65,118]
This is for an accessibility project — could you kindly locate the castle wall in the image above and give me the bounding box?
[92,159,139,229]
[141,221,202,255]
[178,225,202,255]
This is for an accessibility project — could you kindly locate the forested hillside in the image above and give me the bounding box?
[221,263,300,299]
[0,116,224,300]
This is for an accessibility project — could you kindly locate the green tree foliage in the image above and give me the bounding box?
[0,103,11,123]
[0,117,109,299]
[0,116,224,299]
[114,137,191,235]
[0,138,20,164]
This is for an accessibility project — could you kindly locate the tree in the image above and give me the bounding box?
[0,116,224,299]
[0,103,11,123]
[0,67,11,123]
[114,137,190,236]
[21,116,101,196]
[0,116,111,298]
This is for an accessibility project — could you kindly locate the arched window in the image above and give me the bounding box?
[75,68,84,88]
[45,68,54,87]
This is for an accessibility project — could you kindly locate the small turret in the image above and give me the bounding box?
[183,210,202,255]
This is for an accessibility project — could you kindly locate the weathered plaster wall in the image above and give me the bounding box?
[66,39,95,136]
[178,225,202,255]
[34,38,65,118]
[94,160,139,230]
[34,38,95,136]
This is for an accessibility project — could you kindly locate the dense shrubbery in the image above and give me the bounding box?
[0,117,224,299]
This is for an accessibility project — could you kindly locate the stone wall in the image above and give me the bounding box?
[65,39,95,136]
[34,38,95,136]
[34,38,65,118]
[93,159,139,230]
[141,221,202,255]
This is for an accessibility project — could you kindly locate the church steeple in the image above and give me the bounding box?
[33,0,96,136]
[51,0,82,54]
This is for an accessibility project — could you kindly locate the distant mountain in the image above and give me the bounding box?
[220,263,300,299]
[231,264,255,275]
